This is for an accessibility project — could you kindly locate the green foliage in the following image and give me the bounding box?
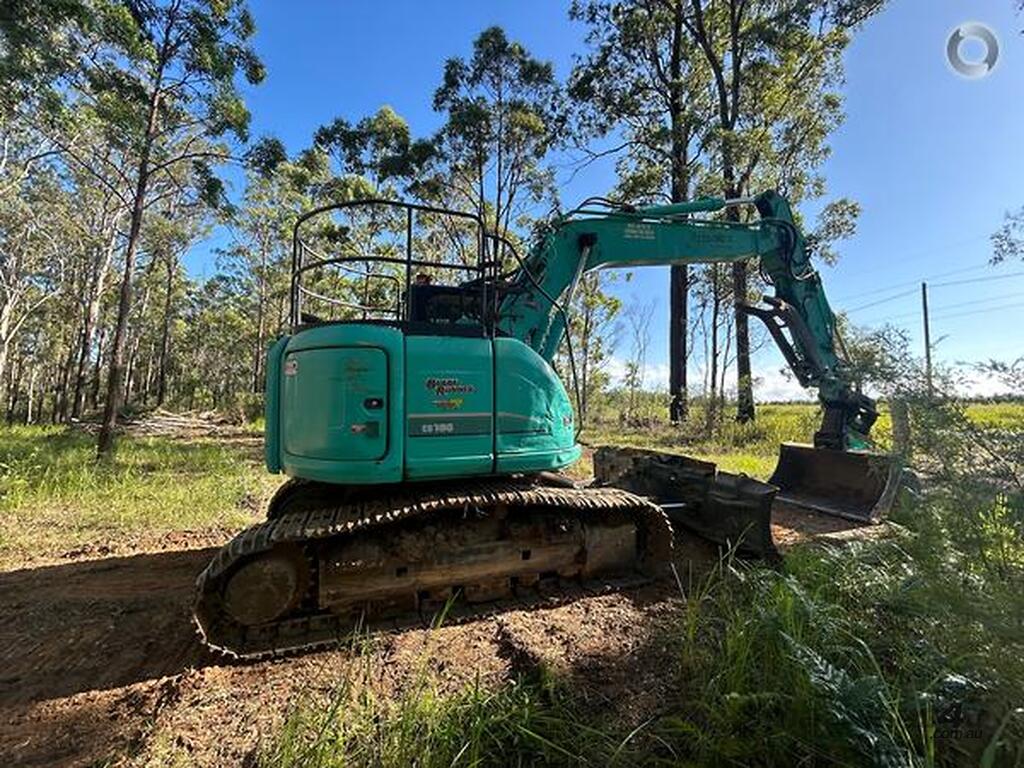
[261,631,636,768]
[262,672,612,768]
[425,26,563,237]
[314,106,419,191]
[810,197,861,265]
[563,272,623,425]
[0,0,93,113]
[663,482,1024,766]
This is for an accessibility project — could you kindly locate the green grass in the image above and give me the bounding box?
[262,659,621,768]
[582,402,827,480]
[0,425,274,565]
[964,402,1024,430]
[663,496,1024,766]
[583,401,1019,480]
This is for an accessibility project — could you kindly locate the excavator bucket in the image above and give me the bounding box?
[769,443,903,524]
[594,444,907,560]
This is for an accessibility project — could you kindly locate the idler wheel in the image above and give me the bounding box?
[222,546,309,626]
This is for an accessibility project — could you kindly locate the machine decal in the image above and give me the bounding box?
[433,397,465,410]
[408,413,492,437]
[623,222,655,241]
[425,377,475,396]
[284,359,298,376]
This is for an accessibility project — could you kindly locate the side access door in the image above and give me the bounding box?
[282,346,389,462]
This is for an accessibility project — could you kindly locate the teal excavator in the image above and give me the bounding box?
[194,190,901,657]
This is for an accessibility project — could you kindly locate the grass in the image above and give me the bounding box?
[583,401,874,479]
[964,402,1024,430]
[664,496,1024,766]
[0,425,275,565]
[261,650,620,768]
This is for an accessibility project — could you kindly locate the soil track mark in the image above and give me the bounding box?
[0,547,219,706]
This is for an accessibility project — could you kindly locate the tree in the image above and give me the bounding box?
[622,297,655,424]
[992,207,1024,264]
[0,152,67,405]
[218,151,321,391]
[565,272,623,425]
[28,0,267,456]
[571,0,712,424]
[0,0,94,116]
[314,106,428,197]
[678,0,883,422]
[141,194,208,405]
[428,27,563,241]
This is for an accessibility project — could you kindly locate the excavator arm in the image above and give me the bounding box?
[497,189,875,451]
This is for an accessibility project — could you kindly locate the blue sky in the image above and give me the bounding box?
[191,0,1024,399]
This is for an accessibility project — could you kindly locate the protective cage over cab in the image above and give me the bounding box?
[263,198,581,486]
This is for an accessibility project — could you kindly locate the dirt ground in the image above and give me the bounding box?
[0,524,716,767]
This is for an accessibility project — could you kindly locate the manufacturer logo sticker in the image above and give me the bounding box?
[425,377,475,396]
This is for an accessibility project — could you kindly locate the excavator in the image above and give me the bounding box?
[193,190,903,658]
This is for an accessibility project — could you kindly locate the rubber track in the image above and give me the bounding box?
[194,479,672,659]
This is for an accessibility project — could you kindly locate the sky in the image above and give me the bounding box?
[189,0,1024,400]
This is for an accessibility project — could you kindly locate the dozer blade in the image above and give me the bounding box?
[593,447,780,560]
[593,444,909,561]
[769,443,903,524]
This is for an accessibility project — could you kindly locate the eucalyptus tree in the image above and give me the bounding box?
[428,26,563,242]
[571,0,880,423]
[676,0,884,422]
[0,155,68,409]
[570,0,713,423]
[992,209,1024,264]
[33,0,267,456]
[218,144,327,392]
[3,0,264,448]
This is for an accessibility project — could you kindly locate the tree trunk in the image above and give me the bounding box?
[72,221,118,419]
[0,300,13,407]
[707,266,721,436]
[91,324,106,410]
[732,260,754,421]
[126,276,153,406]
[157,255,174,406]
[98,162,154,450]
[667,1,689,424]
[252,239,268,392]
[722,145,754,423]
[96,85,160,457]
[26,365,36,424]
[56,332,77,422]
[6,356,21,423]
[669,266,687,422]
